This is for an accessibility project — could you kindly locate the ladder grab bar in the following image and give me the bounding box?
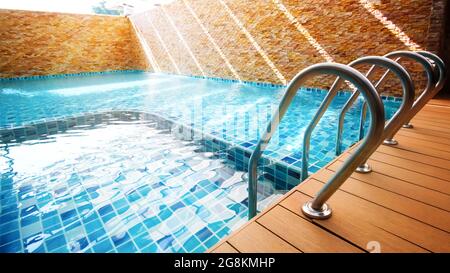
[336,51,434,155]
[379,51,436,138]
[247,63,385,220]
[335,56,415,156]
[417,51,446,94]
[398,51,446,128]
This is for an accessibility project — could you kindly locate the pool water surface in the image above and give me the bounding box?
[0,72,401,253]
[0,113,284,253]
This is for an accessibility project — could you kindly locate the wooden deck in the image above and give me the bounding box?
[210,99,450,253]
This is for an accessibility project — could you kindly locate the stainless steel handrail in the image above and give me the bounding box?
[247,63,385,220]
[302,56,413,179]
[417,51,446,93]
[397,51,447,129]
[335,61,395,156]
[334,56,415,159]
[336,51,434,158]
[371,51,436,139]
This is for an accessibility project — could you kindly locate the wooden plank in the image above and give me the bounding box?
[257,205,362,253]
[296,179,450,252]
[428,99,450,107]
[415,110,450,118]
[227,222,300,253]
[330,159,450,194]
[403,121,450,134]
[210,242,239,253]
[411,117,450,127]
[315,167,450,231]
[415,108,450,116]
[413,112,450,122]
[382,142,450,162]
[409,117,450,130]
[414,111,450,120]
[412,110,450,119]
[369,152,450,181]
[375,145,450,170]
[342,150,450,181]
[423,104,450,112]
[397,129,450,145]
[394,135,450,153]
[325,164,450,211]
[418,105,450,113]
[279,190,428,253]
[397,125,450,140]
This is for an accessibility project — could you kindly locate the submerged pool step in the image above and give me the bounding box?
[257,193,284,212]
[0,109,302,201]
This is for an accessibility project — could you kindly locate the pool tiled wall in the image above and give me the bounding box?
[130,0,443,96]
[0,9,150,78]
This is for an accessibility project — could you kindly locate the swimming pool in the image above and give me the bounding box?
[0,112,285,253]
[0,72,401,171]
[0,71,401,253]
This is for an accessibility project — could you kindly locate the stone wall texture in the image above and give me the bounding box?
[130,0,442,96]
[1,1,445,96]
[0,9,149,78]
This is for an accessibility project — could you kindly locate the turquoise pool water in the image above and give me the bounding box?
[1,113,285,253]
[0,72,401,253]
[0,72,401,171]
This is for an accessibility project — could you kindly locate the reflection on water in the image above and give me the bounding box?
[0,117,283,253]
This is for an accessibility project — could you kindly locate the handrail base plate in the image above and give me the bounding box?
[383,138,398,145]
[355,163,372,173]
[302,201,332,220]
[403,123,414,128]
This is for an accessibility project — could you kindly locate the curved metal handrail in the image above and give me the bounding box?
[417,51,446,94]
[373,51,435,139]
[397,51,447,129]
[247,63,385,220]
[335,51,434,156]
[334,56,415,158]
[303,56,413,179]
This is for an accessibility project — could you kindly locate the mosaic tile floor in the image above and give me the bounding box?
[0,115,283,253]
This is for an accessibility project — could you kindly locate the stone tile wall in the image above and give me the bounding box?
[130,0,440,96]
[0,9,149,78]
[1,1,444,97]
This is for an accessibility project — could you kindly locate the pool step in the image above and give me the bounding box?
[257,193,284,212]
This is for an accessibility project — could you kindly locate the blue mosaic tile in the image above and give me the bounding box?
[92,238,114,253]
[134,232,153,250]
[157,235,175,250]
[0,220,19,231]
[141,243,158,253]
[98,204,113,216]
[116,241,138,253]
[143,217,160,229]
[45,234,67,252]
[0,240,22,252]
[100,212,116,223]
[61,209,77,222]
[68,237,89,252]
[85,219,103,234]
[87,227,107,242]
[0,230,20,246]
[50,245,69,253]
[42,216,61,229]
[20,215,40,227]
[112,232,131,247]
